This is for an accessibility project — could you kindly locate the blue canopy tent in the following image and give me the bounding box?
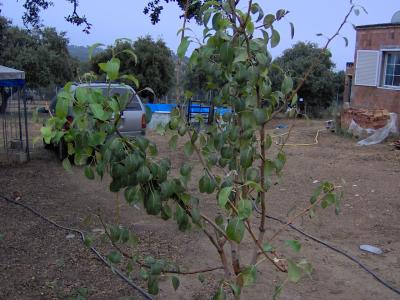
[0,65,25,87]
[0,65,30,162]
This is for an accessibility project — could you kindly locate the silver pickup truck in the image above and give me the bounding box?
[45,83,146,160]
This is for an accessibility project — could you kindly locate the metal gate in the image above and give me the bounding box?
[0,88,30,162]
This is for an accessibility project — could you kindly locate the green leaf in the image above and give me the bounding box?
[220,42,234,65]
[146,191,161,215]
[62,158,72,173]
[289,22,295,39]
[0,233,3,241]
[150,261,163,275]
[84,166,95,180]
[148,142,158,156]
[89,103,107,121]
[55,91,70,119]
[273,284,284,300]
[251,3,264,22]
[310,185,323,204]
[274,151,286,172]
[239,265,257,286]
[233,47,248,64]
[271,29,280,48]
[183,141,194,157]
[218,187,232,208]
[212,12,222,30]
[255,53,268,67]
[98,57,120,81]
[155,123,166,136]
[88,43,104,60]
[121,49,138,64]
[121,74,139,87]
[262,242,274,252]
[343,36,349,47]
[265,134,272,149]
[180,163,192,177]
[40,126,53,144]
[276,9,286,20]
[148,275,159,295]
[177,37,190,59]
[124,186,143,205]
[161,204,172,220]
[169,135,178,150]
[213,286,226,300]
[285,240,302,252]
[137,165,151,184]
[175,205,191,232]
[83,234,93,247]
[287,260,302,283]
[109,225,121,242]
[246,20,255,34]
[171,276,180,291]
[107,251,122,264]
[281,76,293,95]
[144,105,152,123]
[189,50,199,66]
[263,14,275,29]
[226,217,245,243]
[229,283,241,297]
[237,199,252,220]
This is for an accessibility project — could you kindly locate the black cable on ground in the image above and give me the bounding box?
[253,205,400,296]
[0,194,154,300]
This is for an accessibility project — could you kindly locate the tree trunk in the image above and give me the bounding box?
[0,88,11,114]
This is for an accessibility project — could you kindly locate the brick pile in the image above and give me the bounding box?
[341,108,390,130]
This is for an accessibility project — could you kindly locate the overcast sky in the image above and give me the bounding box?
[2,0,400,70]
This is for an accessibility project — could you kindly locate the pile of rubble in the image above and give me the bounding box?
[341,108,390,130]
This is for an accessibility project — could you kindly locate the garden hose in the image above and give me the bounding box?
[1,193,398,297]
[0,194,154,300]
[253,204,400,296]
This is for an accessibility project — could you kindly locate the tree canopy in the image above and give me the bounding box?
[0,16,77,87]
[143,0,220,24]
[271,42,344,115]
[5,0,216,32]
[91,36,175,99]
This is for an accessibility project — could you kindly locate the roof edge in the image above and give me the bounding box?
[356,23,400,30]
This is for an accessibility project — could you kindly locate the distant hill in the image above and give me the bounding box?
[68,45,103,62]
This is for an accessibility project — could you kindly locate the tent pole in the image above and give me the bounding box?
[23,86,30,161]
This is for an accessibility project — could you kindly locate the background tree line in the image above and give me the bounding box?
[0,15,344,115]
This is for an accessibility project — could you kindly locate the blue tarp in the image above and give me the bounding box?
[146,103,176,112]
[145,103,232,118]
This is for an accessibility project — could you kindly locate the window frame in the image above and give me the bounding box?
[380,49,400,90]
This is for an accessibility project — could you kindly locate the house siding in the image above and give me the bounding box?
[351,25,400,119]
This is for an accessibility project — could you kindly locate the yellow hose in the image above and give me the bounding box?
[274,129,323,147]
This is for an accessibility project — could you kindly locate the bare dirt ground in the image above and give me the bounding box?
[1,119,399,300]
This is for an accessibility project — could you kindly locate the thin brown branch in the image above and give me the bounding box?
[244,219,287,272]
[286,4,355,105]
[97,214,224,275]
[268,192,329,243]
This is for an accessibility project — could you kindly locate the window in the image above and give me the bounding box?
[354,50,379,87]
[383,52,400,87]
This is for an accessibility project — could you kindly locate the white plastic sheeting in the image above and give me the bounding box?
[348,113,398,146]
[147,111,171,129]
